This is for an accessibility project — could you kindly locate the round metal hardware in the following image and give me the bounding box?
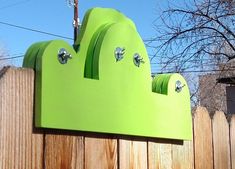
[133,53,144,67]
[58,48,72,64]
[114,47,125,62]
[175,80,185,93]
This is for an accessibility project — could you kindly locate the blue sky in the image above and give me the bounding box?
[0,0,166,66]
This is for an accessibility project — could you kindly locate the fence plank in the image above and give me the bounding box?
[0,67,43,169]
[2,67,235,169]
[119,139,147,169]
[172,140,194,169]
[230,115,235,169]
[193,107,213,169]
[85,137,117,169]
[148,140,172,169]
[44,133,84,169]
[213,111,231,169]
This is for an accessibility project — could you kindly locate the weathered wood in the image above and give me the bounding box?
[44,133,84,169]
[84,137,117,169]
[213,111,231,169]
[230,115,235,169]
[0,67,43,169]
[119,139,147,169]
[193,107,213,169]
[148,140,172,169]
[172,140,194,169]
[2,67,235,169]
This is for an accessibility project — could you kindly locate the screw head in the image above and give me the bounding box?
[114,47,125,62]
[133,53,144,67]
[175,80,185,93]
[58,48,72,64]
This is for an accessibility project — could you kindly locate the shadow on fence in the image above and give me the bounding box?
[0,67,234,169]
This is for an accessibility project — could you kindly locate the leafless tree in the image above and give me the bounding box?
[149,0,235,73]
[147,0,235,108]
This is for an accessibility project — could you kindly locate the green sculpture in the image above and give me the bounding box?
[23,8,192,140]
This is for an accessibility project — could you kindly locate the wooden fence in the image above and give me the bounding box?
[0,67,235,169]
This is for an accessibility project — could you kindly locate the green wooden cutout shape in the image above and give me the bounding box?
[23,8,192,140]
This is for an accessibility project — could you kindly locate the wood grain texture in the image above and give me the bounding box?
[119,139,147,169]
[193,107,213,169]
[2,67,235,169]
[85,137,117,169]
[148,140,172,169]
[0,67,43,169]
[44,133,84,169]
[213,111,231,169]
[230,115,235,169]
[172,140,194,169]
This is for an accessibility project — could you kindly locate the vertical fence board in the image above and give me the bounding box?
[148,141,172,169]
[172,140,194,169]
[44,134,84,169]
[119,139,147,169]
[193,107,213,169]
[230,115,235,169]
[213,111,231,169]
[0,67,43,169]
[85,137,117,169]
[1,67,235,169]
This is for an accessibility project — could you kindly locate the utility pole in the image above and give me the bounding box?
[73,0,79,44]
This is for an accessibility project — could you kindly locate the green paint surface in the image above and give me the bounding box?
[23,8,192,140]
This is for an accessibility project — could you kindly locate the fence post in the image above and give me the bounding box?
[119,138,148,169]
[85,137,117,169]
[44,133,84,169]
[230,115,235,169]
[0,67,43,169]
[193,107,213,169]
[148,139,173,169]
[172,140,194,169]
[213,111,231,169]
[3,67,234,169]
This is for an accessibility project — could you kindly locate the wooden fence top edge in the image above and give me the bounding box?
[0,66,34,79]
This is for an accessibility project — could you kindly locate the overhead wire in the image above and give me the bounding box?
[1,53,231,74]
[0,1,230,71]
[0,55,24,60]
[0,19,151,61]
[0,21,73,40]
[0,21,153,42]
[152,68,235,75]
[1,55,232,75]
[0,18,232,75]
[0,0,31,10]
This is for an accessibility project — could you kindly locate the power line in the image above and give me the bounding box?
[150,58,226,64]
[0,55,24,61]
[152,68,235,75]
[1,55,234,75]
[0,21,152,42]
[0,0,31,10]
[0,21,73,40]
[151,62,223,66]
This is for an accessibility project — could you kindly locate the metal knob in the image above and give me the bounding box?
[114,47,125,62]
[133,53,144,67]
[175,80,185,93]
[58,48,72,64]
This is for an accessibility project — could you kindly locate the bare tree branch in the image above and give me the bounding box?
[148,0,235,106]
